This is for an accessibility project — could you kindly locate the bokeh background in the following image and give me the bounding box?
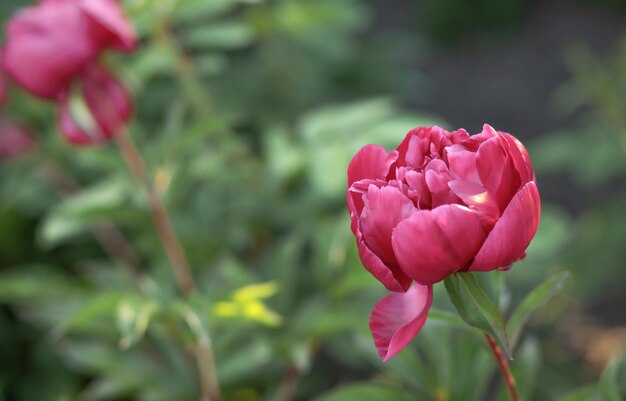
[1,0,625,400]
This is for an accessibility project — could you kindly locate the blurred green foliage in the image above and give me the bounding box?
[1,1,626,401]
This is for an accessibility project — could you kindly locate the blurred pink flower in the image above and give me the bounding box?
[2,0,136,100]
[0,121,35,161]
[58,65,132,145]
[347,124,540,360]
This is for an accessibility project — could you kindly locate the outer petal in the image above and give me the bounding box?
[470,181,541,271]
[82,64,132,136]
[356,220,412,293]
[392,204,486,284]
[80,0,137,51]
[3,2,97,99]
[369,282,433,361]
[476,135,516,212]
[347,145,396,215]
[347,144,394,188]
[500,131,534,185]
[360,185,416,267]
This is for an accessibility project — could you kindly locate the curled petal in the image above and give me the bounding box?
[347,145,395,215]
[83,64,132,136]
[369,282,433,361]
[476,135,516,211]
[470,181,541,271]
[356,220,412,293]
[392,204,486,284]
[448,180,500,227]
[347,145,395,188]
[80,0,137,51]
[500,130,534,185]
[360,185,416,267]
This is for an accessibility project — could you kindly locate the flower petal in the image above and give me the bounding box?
[3,2,97,99]
[470,181,541,271]
[424,159,460,207]
[82,64,132,136]
[347,145,394,188]
[447,145,481,184]
[347,145,396,215]
[476,135,517,212]
[356,220,412,293]
[360,185,416,267]
[369,283,433,361]
[392,204,486,284]
[80,0,137,51]
[448,180,500,227]
[500,131,534,185]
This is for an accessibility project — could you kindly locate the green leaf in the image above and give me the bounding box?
[313,383,415,401]
[182,22,253,49]
[0,265,77,302]
[116,297,159,349]
[507,271,570,349]
[56,292,126,336]
[39,177,132,248]
[600,355,625,401]
[555,385,600,401]
[428,308,482,333]
[444,272,511,359]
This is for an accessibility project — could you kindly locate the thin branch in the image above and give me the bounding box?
[115,131,195,295]
[274,365,301,401]
[115,130,222,401]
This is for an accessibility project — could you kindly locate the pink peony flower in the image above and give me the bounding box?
[2,0,136,100]
[347,124,540,361]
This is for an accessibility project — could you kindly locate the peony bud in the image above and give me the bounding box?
[347,125,540,360]
[2,0,136,100]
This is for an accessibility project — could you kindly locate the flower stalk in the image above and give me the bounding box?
[116,130,221,401]
[485,334,521,401]
[115,130,195,294]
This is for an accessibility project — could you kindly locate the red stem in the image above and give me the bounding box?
[115,131,195,295]
[485,334,521,401]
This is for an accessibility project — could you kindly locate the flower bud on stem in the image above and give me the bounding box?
[485,333,521,401]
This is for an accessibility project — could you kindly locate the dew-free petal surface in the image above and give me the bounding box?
[369,282,433,361]
[392,204,486,284]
